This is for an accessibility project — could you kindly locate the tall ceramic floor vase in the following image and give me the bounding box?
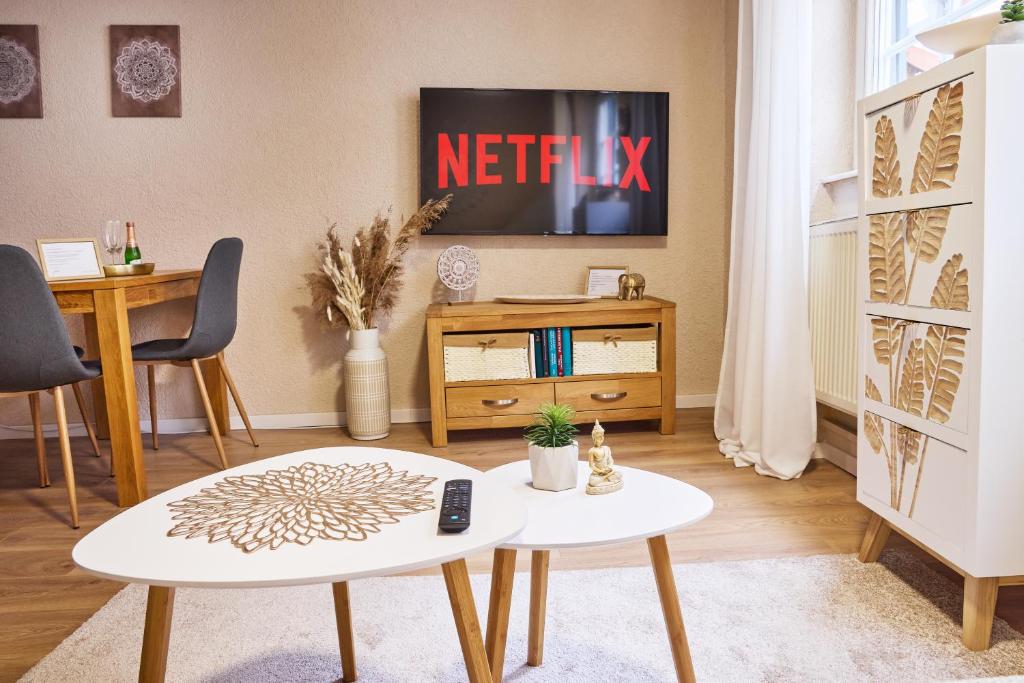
[343,328,390,440]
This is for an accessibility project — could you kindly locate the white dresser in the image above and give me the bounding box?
[855,45,1024,651]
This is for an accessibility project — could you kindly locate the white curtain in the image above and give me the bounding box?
[714,0,817,480]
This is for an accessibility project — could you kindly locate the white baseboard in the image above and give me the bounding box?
[676,393,716,409]
[0,396,713,439]
[815,441,856,475]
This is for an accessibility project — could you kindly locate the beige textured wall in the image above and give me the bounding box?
[0,0,736,429]
[810,0,858,223]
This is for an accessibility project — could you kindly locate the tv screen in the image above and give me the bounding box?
[419,88,669,236]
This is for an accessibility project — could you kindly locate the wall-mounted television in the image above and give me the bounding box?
[419,88,669,236]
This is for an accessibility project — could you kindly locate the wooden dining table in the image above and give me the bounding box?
[49,270,230,507]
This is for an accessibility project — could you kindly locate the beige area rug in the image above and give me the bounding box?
[20,549,1024,682]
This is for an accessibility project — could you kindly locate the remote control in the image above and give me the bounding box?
[438,479,472,533]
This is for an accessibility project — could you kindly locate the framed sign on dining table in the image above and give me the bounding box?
[36,238,105,282]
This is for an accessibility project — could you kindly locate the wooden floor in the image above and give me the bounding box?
[0,408,1020,681]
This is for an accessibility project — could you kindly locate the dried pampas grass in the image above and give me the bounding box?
[306,194,452,329]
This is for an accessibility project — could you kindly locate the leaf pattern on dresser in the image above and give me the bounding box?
[906,208,950,265]
[872,115,903,198]
[896,339,926,417]
[867,80,969,310]
[924,325,966,423]
[865,317,966,517]
[868,213,907,303]
[864,377,886,454]
[929,254,969,311]
[865,79,970,518]
[910,81,964,194]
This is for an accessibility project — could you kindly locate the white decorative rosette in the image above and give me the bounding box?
[0,37,37,105]
[114,38,177,103]
[437,245,481,292]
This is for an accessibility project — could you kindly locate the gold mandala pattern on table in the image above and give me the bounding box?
[167,462,437,553]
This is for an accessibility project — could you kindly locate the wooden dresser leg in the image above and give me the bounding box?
[659,304,676,435]
[442,559,492,683]
[857,512,891,563]
[331,582,357,682]
[139,586,175,683]
[527,550,550,667]
[426,317,448,448]
[963,576,999,651]
[648,535,697,683]
[485,548,516,680]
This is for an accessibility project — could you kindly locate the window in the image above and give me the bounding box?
[865,0,1002,94]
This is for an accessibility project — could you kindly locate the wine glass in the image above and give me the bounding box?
[102,220,123,265]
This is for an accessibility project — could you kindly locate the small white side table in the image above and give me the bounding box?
[73,447,526,683]
[481,460,713,682]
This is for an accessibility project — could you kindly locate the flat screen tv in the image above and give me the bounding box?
[419,88,669,236]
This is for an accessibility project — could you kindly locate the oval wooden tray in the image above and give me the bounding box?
[103,263,155,277]
[495,294,601,304]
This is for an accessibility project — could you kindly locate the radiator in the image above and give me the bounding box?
[808,218,857,414]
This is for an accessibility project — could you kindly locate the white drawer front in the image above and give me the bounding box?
[864,316,969,434]
[865,73,977,209]
[859,411,967,550]
[866,204,973,311]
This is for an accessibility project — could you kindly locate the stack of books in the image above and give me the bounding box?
[528,328,573,378]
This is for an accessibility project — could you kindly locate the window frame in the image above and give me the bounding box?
[859,0,1001,96]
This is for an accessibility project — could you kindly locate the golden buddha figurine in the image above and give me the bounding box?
[586,420,623,495]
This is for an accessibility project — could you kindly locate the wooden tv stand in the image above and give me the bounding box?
[425,297,676,447]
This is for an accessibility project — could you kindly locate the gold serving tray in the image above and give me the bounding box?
[103,263,156,277]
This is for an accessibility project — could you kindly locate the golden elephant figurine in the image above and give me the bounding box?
[617,272,646,300]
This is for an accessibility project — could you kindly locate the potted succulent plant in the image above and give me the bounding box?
[524,403,580,491]
[992,1,1024,44]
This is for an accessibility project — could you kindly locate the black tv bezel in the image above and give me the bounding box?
[418,87,670,237]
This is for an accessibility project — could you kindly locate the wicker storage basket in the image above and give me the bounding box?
[572,326,657,375]
[443,332,531,382]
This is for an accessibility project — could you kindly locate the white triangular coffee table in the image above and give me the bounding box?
[73,447,526,683]
[481,460,713,682]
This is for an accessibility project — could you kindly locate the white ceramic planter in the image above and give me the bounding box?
[991,22,1024,45]
[528,441,579,491]
[343,328,390,440]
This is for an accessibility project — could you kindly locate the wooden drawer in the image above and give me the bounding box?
[864,72,978,209]
[446,383,553,418]
[863,315,969,434]
[866,203,973,311]
[555,377,661,412]
[858,411,967,550]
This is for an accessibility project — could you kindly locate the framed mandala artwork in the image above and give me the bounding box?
[0,25,43,118]
[109,25,181,117]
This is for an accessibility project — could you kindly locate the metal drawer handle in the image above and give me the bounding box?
[482,398,519,407]
[591,391,627,401]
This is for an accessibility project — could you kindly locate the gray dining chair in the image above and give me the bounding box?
[0,245,105,528]
[132,238,258,470]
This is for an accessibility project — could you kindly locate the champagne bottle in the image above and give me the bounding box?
[124,221,142,264]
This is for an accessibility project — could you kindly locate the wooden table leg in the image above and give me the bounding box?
[857,512,891,563]
[527,550,549,667]
[139,586,175,683]
[93,289,148,506]
[332,582,357,682]
[963,575,999,651]
[83,313,110,440]
[442,559,492,683]
[647,535,696,683]
[485,548,516,680]
[199,357,230,435]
